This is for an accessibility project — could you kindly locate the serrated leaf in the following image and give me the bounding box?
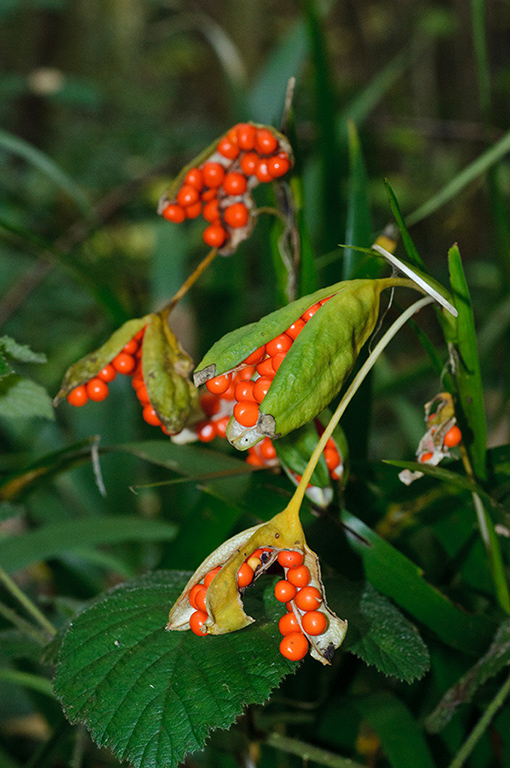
[0,516,177,574]
[0,375,54,420]
[54,571,296,768]
[328,579,429,683]
[0,335,47,365]
[426,618,510,733]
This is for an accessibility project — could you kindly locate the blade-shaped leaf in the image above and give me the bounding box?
[54,571,296,768]
[384,180,426,270]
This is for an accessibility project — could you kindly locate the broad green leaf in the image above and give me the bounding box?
[0,516,177,573]
[341,509,496,655]
[328,579,430,683]
[0,336,46,365]
[384,180,426,270]
[355,691,435,768]
[0,127,93,219]
[447,245,488,480]
[0,375,54,421]
[426,618,510,733]
[54,571,296,768]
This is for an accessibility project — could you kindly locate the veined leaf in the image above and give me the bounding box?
[54,571,296,768]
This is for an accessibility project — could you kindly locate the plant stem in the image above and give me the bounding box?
[0,565,56,639]
[163,247,218,315]
[265,732,365,768]
[0,600,48,644]
[0,669,54,698]
[291,296,433,508]
[448,672,510,768]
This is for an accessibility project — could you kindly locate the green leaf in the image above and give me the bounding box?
[0,353,13,380]
[328,579,430,683]
[355,691,436,768]
[426,618,510,733]
[54,571,295,768]
[0,516,177,573]
[341,509,496,655]
[447,245,488,480]
[343,121,374,280]
[0,127,93,219]
[384,180,426,270]
[0,335,47,365]
[0,375,54,421]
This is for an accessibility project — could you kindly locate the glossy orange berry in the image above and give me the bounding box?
[184,167,203,190]
[324,447,340,471]
[301,611,328,636]
[185,202,202,219]
[244,345,266,365]
[122,339,139,355]
[278,550,304,569]
[240,152,259,176]
[259,437,277,460]
[195,587,208,613]
[234,380,256,402]
[255,128,278,155]
[203,223,227,248]
[256,358,275,378]
[136,384,150,405]
[271,352,287,373]
[234,400,259,427]
[206,374,231,395]
[200,392,220,417]
[266,333,293,357]
[177,184,200,208]
[201,187,217,202]
[131,374,144,390]
[236,123,256,150]
[234,365,256,383]
[112,352,136,375]
[274,580,297,603]
[224,202,249,229]
[203,198,220,223]
[246,452,264,467]
[85,378,109,402]
[97,364,116,383]
[217,136,239,160]
[267,153,290,178]
[67,385,89,407]
[255,159,272,183]
[320,295,333,305]
[133,327,146,341]
[287,565,310,588]
[162,203,186,223]
[237,562,254,588]
[286,318,305,340]
[221,381,236,401]
[223,171,247,196]
[253,376,272,403]
[189,610,208,636]
[214,415,230,438]
[278,611,300,636]
[202,162,225,188]
[420,451,434,463]
[301,303,321,322]
[443,425,462,448]
[142,405,162,427]
[279,631,308,661]
[294,586,322,612]
[188,583,204,610]
[204,566,222,588]
[196,420,216,442]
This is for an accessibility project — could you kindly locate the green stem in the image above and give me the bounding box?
[0,565,56,639]
[472,491,510,613]
[265,732,365,768]
[0,600,48,644]
[292,296,434,507]
[0,669,54,698]
[449,672,510,768]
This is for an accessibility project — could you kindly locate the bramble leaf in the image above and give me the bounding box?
[54,571,296,768]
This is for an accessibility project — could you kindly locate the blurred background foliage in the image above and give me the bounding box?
[1,0,510,766]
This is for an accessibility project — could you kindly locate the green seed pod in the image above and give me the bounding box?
[53,315,152,405]
[141,313,202,434]
[195,278,414,449]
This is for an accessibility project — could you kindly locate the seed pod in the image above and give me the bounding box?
[166,502,347,664]
[195,278,413,449]
[53,315,152,405]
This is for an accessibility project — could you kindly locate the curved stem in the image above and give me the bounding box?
[288,296,434,512]
[162,247,218,316]
[0,565,56,639]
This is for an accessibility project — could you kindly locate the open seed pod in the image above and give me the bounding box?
[166,503,348,665]
[195,278,415,450]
